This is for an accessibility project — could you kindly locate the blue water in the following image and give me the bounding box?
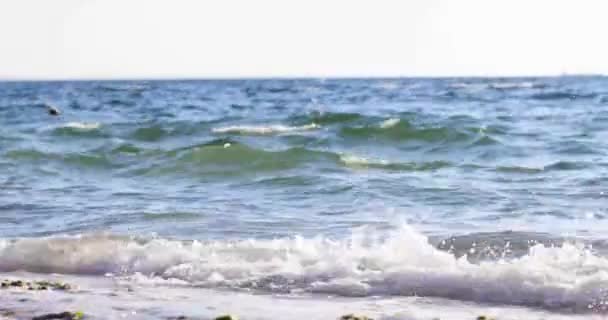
[2,77,608,319]
[2,78,607,239]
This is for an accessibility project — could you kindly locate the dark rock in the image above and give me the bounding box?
[53,282,71,290]
[1,309,16,317]
[31,312,75,320]
[10,280,23,287]
[340,315,373,320]
[1,279,72,291]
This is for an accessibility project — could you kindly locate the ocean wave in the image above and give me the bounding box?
[340,154,450,171]
[289,112,363,126]
[340,154,390,167]
[159,142,451,175]
[448,81,544,91]
[1,225,607,313]
[340,120,470,142]
[212,123,319,135]
[468,135,500,147]
[2,141,453,176]
[177,142,332,167]
[495,165,544,174]
[111,143,145,155]
[128,121,208,142]
[131,125,170,142]
[544,161,590,171]
[488,82,544,90]
[63,122,101,130]
[447,83,487,91]
[531,91,597,101]
[379,118,401,129]
[132,141,338,176]
[4,149,114,168]
[50,122,104,137]
[96,84,149,92]
[141,211,201,221]
[493,161,589,173]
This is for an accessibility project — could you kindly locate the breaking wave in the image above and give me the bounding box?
[1,224,607,313]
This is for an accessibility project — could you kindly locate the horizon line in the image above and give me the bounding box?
[0,73,605,83]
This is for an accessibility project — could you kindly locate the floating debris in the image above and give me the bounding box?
[47,105,61,116]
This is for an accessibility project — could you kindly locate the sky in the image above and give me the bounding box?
[0,0,607,79]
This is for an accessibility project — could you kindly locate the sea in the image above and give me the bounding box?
[1,77,608,319]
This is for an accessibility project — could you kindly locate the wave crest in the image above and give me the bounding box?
[212,123,319,135]
[50,122,103,137]
[63,122,101,130]
[340,154,450,171]
[340,120,470,143]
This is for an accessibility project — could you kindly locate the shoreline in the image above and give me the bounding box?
[0,275,602,320]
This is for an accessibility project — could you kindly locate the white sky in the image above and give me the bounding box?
[1,0,607,79]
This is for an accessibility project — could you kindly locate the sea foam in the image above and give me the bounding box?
[1,224,607,312]
[379,118,401,129]
[340,154,390,167]
[212,123,319,135]
[63,122,102,130]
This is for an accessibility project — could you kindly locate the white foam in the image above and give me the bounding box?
[379,118,401,129]
[489,82,537,90]
[340,154,389,167]
[375,82,400,90]
[63,122,101,130]
[447,83,487,91]
[1,225,608,312]
[2,271,584,320]
[448,82,538,91]
[212,123,319,135]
